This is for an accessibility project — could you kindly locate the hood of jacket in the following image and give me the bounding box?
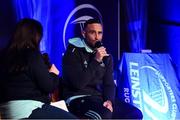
[68,37,93,53]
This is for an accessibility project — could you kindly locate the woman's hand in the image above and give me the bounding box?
[49,64,59,75]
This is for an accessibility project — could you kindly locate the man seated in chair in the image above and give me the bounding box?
[61,18,143,119]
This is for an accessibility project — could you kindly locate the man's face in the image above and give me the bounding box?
[82,23,103,47]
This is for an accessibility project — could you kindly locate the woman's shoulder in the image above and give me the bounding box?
[26,49,42,62]
[27,49,41,56]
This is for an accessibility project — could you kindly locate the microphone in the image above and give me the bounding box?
[93,41,103,54]
[94,41,103,48]
[42,53,52,69]
[94,41,109,63]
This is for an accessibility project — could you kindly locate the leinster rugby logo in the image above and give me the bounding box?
[138,66,177,120]
[63,4,103,49]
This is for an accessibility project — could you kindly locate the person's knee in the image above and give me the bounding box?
[84,109,112,119]
[101,108,112,119]
[134,108,143,119]
[125,107,143,119]
[112,99,143,119]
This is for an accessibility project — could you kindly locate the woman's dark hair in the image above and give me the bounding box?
[9,18,43,51]
[6,18,43,73]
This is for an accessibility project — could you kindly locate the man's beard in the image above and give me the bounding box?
[84,39,96,50]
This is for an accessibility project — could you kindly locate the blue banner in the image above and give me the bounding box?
[118,53,180,120]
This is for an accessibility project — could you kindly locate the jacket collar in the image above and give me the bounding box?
[68,37,93,53]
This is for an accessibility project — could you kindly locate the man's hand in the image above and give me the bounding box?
[95,46,109,62]
[103,100,113,112]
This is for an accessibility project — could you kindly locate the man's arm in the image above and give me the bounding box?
[103,100,113,112]
[102,55,116,106]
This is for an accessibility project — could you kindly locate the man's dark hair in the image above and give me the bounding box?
[84,19,101,30]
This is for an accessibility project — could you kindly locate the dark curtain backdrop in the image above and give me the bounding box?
[10,0,76,72]
[0,0,16,50]
[120,0,148,53]
[0,0,119,72]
